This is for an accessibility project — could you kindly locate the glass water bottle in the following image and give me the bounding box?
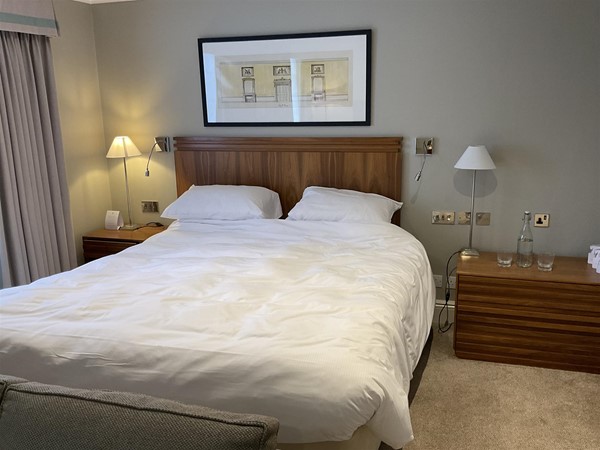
[517,211,534,268]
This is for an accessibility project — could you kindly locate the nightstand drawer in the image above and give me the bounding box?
[82,239,137,262]
[457,275,599,322]
[82,226,165,263]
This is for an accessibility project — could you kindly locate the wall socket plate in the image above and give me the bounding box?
[476,212,491,226]
[433,274,456,289]
[457,211,471,225]
[534,213,550,227]
[432,210,455,224]
[141,201,159,213]
[448,276,456,289]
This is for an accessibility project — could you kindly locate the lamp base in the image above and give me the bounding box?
[120,223,141,231]
[460,248,480,257]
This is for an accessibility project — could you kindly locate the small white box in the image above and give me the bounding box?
[593,254,600,272]
[105,210,123,230]
[588,245,600,264]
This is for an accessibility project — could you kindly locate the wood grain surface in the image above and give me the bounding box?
[454,252,600,373]
[173,136,403,224]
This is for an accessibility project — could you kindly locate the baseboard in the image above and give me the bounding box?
[433,300,455,326]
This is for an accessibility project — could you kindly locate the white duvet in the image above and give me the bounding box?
[0,219,435,448]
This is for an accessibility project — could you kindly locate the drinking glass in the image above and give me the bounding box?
[497,251,513,267]
[537,252,555,272]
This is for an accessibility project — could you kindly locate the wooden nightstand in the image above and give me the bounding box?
[454,252,600,374]
[82,226,165,263]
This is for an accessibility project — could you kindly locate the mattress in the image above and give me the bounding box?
[0,219,435,448]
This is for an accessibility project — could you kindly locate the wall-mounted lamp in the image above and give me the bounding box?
[414,137,434,182]
[454,145,496,256]
[106,136,141,230]
[145,136,171,177]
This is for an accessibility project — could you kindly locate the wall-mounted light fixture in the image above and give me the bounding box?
[145,136,171,177]
[414,137,434,182]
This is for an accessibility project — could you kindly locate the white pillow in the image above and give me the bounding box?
[287,186,402,223]
[161,185,283,220]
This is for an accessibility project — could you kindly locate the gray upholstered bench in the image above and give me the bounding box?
[0,375,279,450]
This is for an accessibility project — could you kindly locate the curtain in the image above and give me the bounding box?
[0,194,7,288]
[0,30,76,288]
[0,0,58,37]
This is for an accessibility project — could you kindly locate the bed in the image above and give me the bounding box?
[0,136,435,450]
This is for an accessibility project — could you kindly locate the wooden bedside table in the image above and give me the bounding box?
[82,226,165,263]
[454,252,600,374]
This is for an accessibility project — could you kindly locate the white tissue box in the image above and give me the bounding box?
[588,245,600,266]
[594,254,600,273]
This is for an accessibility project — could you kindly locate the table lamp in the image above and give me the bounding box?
[106,136,141,230]
[454,145,496,256]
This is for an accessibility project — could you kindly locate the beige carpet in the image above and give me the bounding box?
[401,330,600,450]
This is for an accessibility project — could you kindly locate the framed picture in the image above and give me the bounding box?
[198,29,371,126]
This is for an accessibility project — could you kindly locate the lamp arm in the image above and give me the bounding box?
[468,170,477,250]
[145,142,159,177]
[123,158,134,227]
[414,154,427,182]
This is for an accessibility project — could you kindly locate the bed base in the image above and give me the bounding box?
[278,426,380,450]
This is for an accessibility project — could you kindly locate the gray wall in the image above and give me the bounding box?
[57,0,600,274]
[51,0,111,264]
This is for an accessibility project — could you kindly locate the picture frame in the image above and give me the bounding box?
[198,29,371,126]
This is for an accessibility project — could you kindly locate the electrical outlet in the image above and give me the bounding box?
[434,274,456,289]
[448,276,457,289]
[432,211,455,224]
[534,213,550,227]
[476,212,491,226]
[141,201,159,213]
[458,211,471,225]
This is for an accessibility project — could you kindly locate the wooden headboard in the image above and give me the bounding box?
[173,136,403,224]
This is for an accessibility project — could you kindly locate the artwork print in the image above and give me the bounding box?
[198,30,371,126]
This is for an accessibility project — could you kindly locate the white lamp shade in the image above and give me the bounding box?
[454,145,496,170]
[106,136,142,159]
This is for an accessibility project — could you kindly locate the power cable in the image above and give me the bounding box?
[438,250,460,333]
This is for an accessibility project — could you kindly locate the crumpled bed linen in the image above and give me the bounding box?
[0,219,435,448]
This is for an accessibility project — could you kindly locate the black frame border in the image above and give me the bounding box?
[197,29,372,127]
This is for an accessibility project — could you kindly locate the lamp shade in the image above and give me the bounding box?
[454,145,496,170]
[106,136,141,159]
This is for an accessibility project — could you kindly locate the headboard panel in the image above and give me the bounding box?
[173,136,403,223]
